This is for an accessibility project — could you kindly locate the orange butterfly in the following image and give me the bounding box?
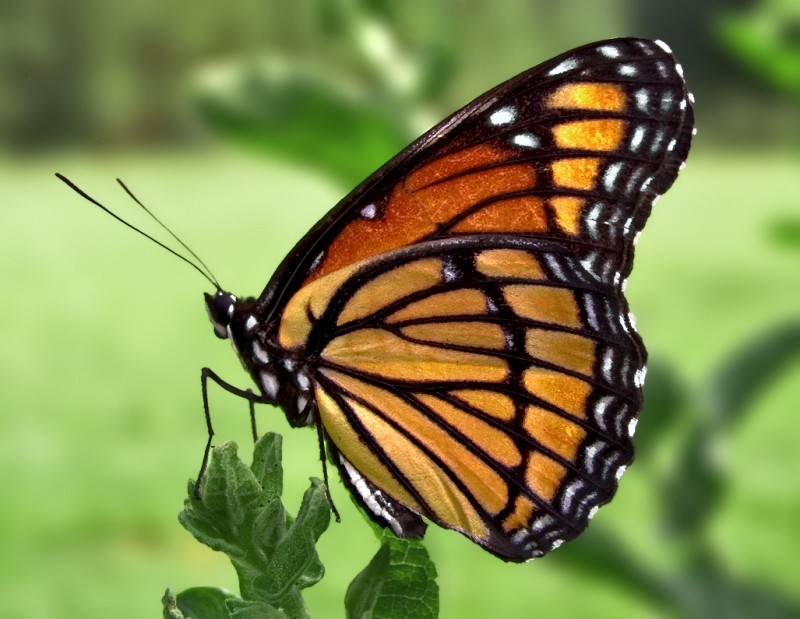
[62,38,694,561]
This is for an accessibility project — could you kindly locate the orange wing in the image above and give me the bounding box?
[256,38,693,322]
[289,236,643,560]
[235,38,693,561]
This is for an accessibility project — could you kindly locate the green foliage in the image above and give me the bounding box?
[717,0,800,96]
[346,516,438,619]
[167,433,439,618]
[193,0,455,188]
[194,63,411,188]
[163,587,238,619]
[767,215,800,251]
[552,321,800,618]
[169,434,330,617]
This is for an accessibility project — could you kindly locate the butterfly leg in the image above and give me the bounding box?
[247,389,258,442]
[303,401,341,522]
[195,367,267,498]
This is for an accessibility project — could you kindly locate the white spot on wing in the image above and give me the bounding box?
[548,58,579,76]
[253,341,270,364]
[296,371,311,392]
[584,295,600,331]
[615,465,627,480]
[544,254,567,281]
[588,505,599,520]
[342,458,403,536]
[580,252,598,277]
[586,202,603,239]
[603,162,623,192]
[618,64,637,76]
[654,39,673,54]
[628,417,638,437]
[602,348,615,381]
[594,396,612,431]
[634,89,649,112]
[259,371,279,400]
[622,216,633,236]
[598,45,620,58]
[650,128,666,154]
[360,203,377,219]
[561,480,580,513]
[443,262,458,282]
[630,125,646,151]
[489,105,517,126]
[309,250,325,273]
[512,132,539,148]
[245,315,257,331]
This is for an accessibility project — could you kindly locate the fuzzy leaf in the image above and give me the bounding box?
[176,433,330,617]
[226,599,290,619]
[345,515,438,619]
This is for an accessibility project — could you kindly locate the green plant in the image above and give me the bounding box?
[163,433,438,619]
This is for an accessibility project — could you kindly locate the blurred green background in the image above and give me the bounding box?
[3,0,799,617]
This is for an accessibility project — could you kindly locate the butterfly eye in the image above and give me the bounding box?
[204,291,237,339]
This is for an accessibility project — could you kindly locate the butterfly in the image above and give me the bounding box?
[59,37,694,562]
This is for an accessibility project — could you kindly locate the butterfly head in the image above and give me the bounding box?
[204,290,237,339]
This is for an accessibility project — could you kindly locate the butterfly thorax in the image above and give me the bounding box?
[204,290,314,427]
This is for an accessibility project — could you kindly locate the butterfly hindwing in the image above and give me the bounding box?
[292,235,643,560]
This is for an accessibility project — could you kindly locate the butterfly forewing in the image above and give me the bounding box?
[257,38,693,321]
[240,38,693,561]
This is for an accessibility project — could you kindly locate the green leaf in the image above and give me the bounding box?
[163,588,187,619]
[193,59,412,187]
[177,433,331,618]
[345,513,438,619]
[549,529,675,613]
[717,5,800,96]
[662,426,725,538]
[176,587,237,619]
[226,599,289,619]
[767,214,800,250]
[664,321,800,537]
[704,321,800,429]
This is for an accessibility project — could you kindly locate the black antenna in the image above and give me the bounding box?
[56,173,220,290]
[115,178,221,289]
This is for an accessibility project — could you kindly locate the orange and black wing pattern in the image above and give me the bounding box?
[253,38,693,561]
